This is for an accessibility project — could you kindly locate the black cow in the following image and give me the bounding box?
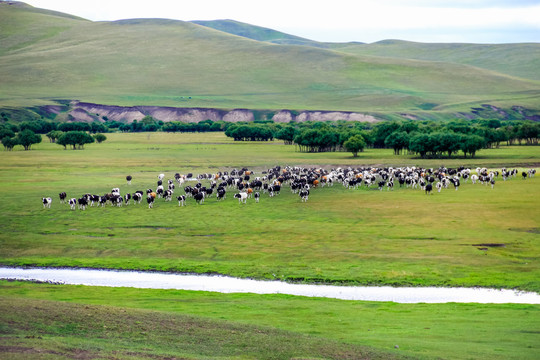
[59,192,67,204]
[194,192,204,204]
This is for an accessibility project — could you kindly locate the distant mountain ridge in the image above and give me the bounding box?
[1,1,539,121]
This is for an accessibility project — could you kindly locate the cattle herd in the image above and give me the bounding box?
[42,165,536,210]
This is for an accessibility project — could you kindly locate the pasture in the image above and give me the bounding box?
[0,132,539,359]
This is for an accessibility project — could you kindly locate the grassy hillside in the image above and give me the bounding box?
[0,2,539,116]
[188,21,540,83]
[334,40,540,82]
[191,19,338,48]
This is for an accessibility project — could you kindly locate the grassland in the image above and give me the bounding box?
[1,281,539,360]
[1,2,539,115]
[1,132,539,291]
[1,132,539,359]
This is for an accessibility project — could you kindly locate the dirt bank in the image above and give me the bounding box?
[63,101,380,123]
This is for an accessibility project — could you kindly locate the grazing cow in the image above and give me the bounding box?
[42,197,52,209]
[386,180,394,191]
[59,192,67,204]
[164,190,173,201]
[124,193,131,205]
[193,192,205,204]
[299,189,309,202]
[132,192,142,204]
[234,192,248,204]
[490,179,495,189]
[112,195,123,207]
[156,185,164,198]
[425,183,433,195]
[177,195,186,206]
[471,174,479,184]
[87,195,99,207]
[452,178,460,191]
[68,198,77,210]
[78,197,88,210]
[147,195,155,208]
[217,187,226,201]
[528,169,536,177]
[126,175,132,185]
[436,182,443,193]
[99,196,107,207]
[158,173,165,181]
[254,192,260,203]
[522,171,528,179]
[377,181,385,191]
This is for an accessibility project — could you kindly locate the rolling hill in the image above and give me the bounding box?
[1,1,539,120]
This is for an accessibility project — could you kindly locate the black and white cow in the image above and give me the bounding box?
[176,195,186,206]
[254,192,260,203]
[68,198,77,210]
[42,197,52,209]
[59,192,67,204]
[299,189,309,202]
[124,193,131,205]
[147,195,155,209]
[164,190,173,201]
[217,187,226,201]
[133,192,142,204]
[78,197,88,210]
[234,192,248,204]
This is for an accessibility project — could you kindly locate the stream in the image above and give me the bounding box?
[1,267,539,304]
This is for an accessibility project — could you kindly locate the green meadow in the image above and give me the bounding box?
[0,132,539,359]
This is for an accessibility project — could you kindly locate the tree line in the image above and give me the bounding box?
[1,116,539,156]
[224,118,540,158]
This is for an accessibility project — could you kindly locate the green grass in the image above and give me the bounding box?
[1,132,539,359]
[1,281,539,360]
[1,3,539,114]
[1,132,539,291]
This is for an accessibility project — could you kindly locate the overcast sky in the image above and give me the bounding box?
[23,0,540,43]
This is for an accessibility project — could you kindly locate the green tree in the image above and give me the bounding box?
[343,135,366,157]
[90,122,108,134]
[57,131,95,150]
[275,126,296,145]
[384,131,410,155]
[16,129,42,150]
[0,126,15,139]
[1,136,18,151]
[460,134,485,158]
[46,130,63,143]
[409,133,433,158]
[93,133,107,143]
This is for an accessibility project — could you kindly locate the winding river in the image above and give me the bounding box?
[1,267,539,304]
